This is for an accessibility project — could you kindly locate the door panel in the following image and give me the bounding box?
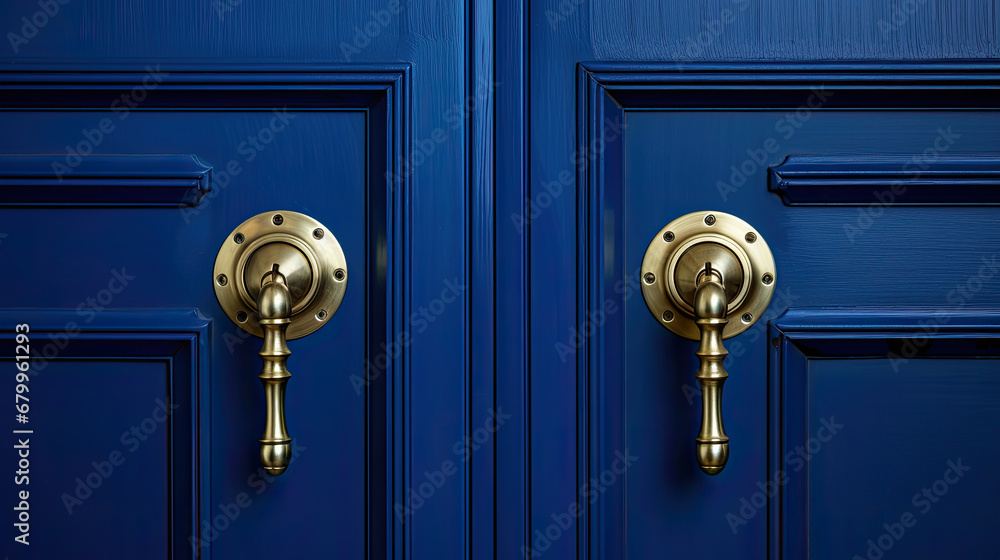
[581,63,1000,559]
[4,1,1000,558]
[771,311,998,559]
[1,2,471,558]
[1,310,207,557]
[1,71,386,559]
[526,2,1000,557]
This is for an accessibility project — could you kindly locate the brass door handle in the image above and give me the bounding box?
[213,211,348,475]
[258,264,293,474]
[640,212,775,475]
[692,264,730,474]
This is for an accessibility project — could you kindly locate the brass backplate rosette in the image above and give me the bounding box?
[213,210,347,340]
[640,211,775,340]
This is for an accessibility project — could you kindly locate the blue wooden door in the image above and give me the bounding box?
[0,1,474,558]
[4,1,1000,559]
[515,2,1000,560]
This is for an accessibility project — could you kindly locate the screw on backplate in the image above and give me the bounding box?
[216,274,228,286]
[272,214,284,226]
[334,268,346,281]
[762,273,774,285]
[316,309,328,320]
[236,311,248,323]
[663,231,675,242]
[745,232,757,243]
[313,228,325,239]
[644,272,656,284]
[742,312,753,323]
[662,310,674,322]
[704,214,716,226]
[233,233,245,244]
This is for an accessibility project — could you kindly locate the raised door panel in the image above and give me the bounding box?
[770,309,998,560]
[1,310,208,557]
[0,68,399,559]
[549,62,1000,559]
[0,1,475,555]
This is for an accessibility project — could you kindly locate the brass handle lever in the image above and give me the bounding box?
[213,211,348,477]
[693,263,729,475]
[640,211,776,476]
[258,264,293,475]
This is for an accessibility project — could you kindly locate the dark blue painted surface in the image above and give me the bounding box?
[0,154,213,207]
[543,60,1000,558]
[771,309,1000,559]
[1,309,208,557]
[527,29,1000,560]
[0,2,471,559]
[770,155,1000,206]
[3,1,1000,559]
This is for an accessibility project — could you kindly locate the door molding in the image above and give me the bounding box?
[0,64,411,558]
[770,307,1000,559]
[0,308,209,557]
[573,60,1000,558]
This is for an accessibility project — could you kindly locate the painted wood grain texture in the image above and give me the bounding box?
[527,2,1000,560]
[1,0,998,558]
[0,309,209,557]
[3,0,996,61]
[770,155,1000,205]
[771,310,1000,559]
[0,154,212,206]
[586,0,1000,60]
[0,2,472,560]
